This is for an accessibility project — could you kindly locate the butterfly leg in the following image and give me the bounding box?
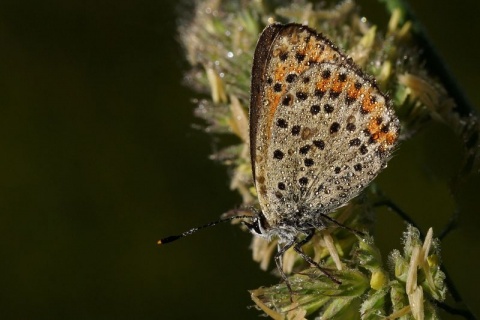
[293,229,341,284]
[319,212,366,238]
[274,240,296,301]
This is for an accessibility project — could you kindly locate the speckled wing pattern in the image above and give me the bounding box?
[250,23,399,228]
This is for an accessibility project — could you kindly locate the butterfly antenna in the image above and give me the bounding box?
[158,215,255,245]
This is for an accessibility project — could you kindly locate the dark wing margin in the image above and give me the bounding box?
[249,23,284,184]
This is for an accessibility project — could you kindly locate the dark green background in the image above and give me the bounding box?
[0,0,479,319]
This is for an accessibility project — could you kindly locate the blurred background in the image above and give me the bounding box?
[0,0,478,319]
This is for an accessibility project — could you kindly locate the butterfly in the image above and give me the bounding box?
[160,22,399,287]
[245,23,399,282]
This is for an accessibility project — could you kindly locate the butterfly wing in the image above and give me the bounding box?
[250,23,399,227]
